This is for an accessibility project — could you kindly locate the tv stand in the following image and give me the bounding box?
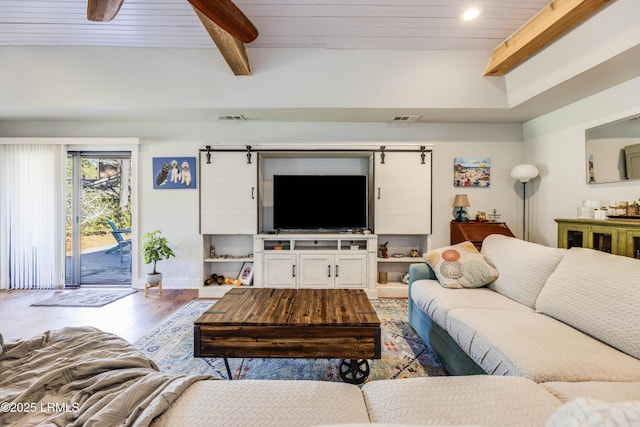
[253,233,378,297]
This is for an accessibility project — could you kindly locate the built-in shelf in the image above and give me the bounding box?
[204,257,254,263]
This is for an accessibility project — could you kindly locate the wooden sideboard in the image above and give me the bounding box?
[555,218,640,258]
[450,221,514,250]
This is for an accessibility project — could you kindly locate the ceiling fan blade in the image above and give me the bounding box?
[87,0,125,22]
[187,0,258,43]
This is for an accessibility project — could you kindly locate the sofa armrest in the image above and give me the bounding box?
[409,262,435,285]
[408,263,436,319]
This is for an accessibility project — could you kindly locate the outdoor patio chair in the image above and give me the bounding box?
[106,219,132,262]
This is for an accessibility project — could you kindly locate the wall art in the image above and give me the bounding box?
[454,157,490,187]
[152,157,196,189]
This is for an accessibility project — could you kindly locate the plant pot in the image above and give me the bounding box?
[146,272,162,285]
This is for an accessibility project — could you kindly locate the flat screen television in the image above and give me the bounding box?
[273,175,368,231]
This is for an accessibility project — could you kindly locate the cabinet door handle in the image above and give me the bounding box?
[335,265,339,277]
[292,264,296,277]
[251,186,255,200]
[328,265,331,277]
[377,187,381,199]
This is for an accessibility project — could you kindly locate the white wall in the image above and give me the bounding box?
[0,47,506,117]
[0,120,522,289]
[523,76,640,246]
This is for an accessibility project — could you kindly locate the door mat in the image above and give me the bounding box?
[31,289,137,307]
[134,298,447,383]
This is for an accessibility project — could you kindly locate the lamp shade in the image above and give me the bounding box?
[510,164,539,183]
[452,194,470,207]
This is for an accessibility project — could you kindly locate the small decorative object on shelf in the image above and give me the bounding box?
[579,199,640,220]
[614,201,628,216]
[487,209,501,222]
[238,262,254,286]
[401,272,409,284]
[378,271,388,285]
[410,249,419,257]
[379,241,389,258]
[204,273,226,286]
[475,211,487,221]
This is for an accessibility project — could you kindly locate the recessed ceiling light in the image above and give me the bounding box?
[461,7,482,21]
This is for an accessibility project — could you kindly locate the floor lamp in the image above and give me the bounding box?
[510,164,539,240]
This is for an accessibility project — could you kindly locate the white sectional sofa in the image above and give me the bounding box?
[4,235,640,426]
[408,234,640,383]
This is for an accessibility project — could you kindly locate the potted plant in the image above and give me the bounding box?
[142,230,175,285]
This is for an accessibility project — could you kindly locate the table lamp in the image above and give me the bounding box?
[453,194,470,222]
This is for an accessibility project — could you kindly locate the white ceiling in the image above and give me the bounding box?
[0,0,550,50]
[1,0,635,124]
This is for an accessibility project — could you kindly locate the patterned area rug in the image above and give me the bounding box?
[134,298,447,383]
[31,289,137,307]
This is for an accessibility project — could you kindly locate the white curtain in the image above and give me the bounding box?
[0,144,66,289]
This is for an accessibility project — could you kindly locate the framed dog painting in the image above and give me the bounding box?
[152,157,196,189]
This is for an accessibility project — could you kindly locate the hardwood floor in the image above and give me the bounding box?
[0,288,200,343]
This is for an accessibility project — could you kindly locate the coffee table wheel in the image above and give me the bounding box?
[339,359,370,385]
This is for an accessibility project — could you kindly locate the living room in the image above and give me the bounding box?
[2,0,639,291]
[1,0,640,425]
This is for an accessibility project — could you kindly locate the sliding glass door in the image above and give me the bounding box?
[66,152,132,286]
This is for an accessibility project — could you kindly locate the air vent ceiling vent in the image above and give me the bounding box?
[390,115,421,122]
[217,115,246,121]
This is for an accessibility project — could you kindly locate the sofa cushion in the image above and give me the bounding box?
[480,235,566,308]
[536,247,640,360]
[362,375,561,426]
[543,381,640,403]
[546,398,640,427]
[424,241,498,289]
[151,380,371,427]
[446,309,640,383]
[410,279,532,329]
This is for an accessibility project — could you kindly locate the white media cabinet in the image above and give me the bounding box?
[254,233,378,296]
[198,146,432,298]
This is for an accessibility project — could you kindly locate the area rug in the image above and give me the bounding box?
[31,289,137,307]
[134,298,447,383]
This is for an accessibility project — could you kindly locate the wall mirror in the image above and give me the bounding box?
[586,114,640,184]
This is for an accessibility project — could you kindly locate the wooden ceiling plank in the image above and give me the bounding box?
[87,0,125,22]
[483,0,613,76]
[192,6,251,76]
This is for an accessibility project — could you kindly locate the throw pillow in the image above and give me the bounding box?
[424,241,498,289]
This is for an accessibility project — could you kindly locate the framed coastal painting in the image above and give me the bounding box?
[453,157,490,187]
[152,157,196,189]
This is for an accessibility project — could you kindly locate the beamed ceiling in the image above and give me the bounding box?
[0,0,628,123]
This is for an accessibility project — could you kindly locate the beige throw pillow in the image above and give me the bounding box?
[425,241,499,289]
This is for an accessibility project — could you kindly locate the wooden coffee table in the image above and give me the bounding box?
[194,288,381,384]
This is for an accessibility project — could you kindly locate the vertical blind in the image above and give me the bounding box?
[0,144,66,289]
